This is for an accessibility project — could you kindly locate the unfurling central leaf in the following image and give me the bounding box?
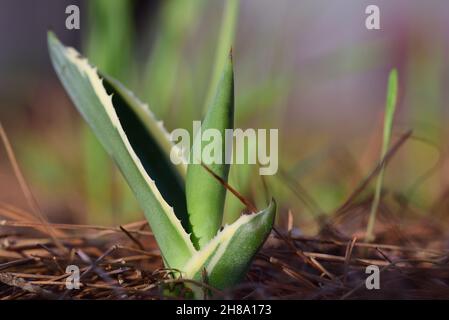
[186,52,234,249]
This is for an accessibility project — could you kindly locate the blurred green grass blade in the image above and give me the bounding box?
[84,0,135,224]
[48,32,196,268]
[186,54,234,249]
[366,69,398,241]
[142,0,205,118]
[223,165,253,224]
[238,77,290,123]
[223,143,256,224]
[101,76,190,232]
[82,127,114,224]
[203,0,240,113]
[382,69,399,155]
[85,0,134,80]
[17,137,70,191]
[184,200,275,294]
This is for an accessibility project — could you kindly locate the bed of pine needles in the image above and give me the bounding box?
[1,201,449,300]
[1,125,449,300]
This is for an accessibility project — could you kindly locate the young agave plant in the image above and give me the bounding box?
[47,32,276,297]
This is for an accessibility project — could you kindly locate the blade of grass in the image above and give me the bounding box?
[84,0,135,225]
[202,0,240,114]
[85,0,134,80]
[142,0,205,118]
[82,127,115,224]
[365,69,399,241]
[223,154,255,223]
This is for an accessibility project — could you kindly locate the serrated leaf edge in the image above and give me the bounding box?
[103,75,187,178]
[58,40,196,256]
[183,202,273,278]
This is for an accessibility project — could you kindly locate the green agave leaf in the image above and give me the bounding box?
[101,76,190,232]
[48,32,196,269]
[186,53,234,249]
[102,75,187,178]
[183,199,276,292]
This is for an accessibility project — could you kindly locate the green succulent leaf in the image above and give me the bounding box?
[101,76,190,231]
[48,32,276,298]
[48,32,196,269]
[186,53,234,249]
[184,199,276,293]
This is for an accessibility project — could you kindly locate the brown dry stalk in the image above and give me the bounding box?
[0,123,66,252]
[335,130,413,216]
[200,162,257,213]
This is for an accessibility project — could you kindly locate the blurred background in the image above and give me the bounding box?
[0,0,448,233]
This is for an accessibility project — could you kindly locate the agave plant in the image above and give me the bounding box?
[47,32,276,297]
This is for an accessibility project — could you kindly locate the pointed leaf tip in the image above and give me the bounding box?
[184,199,276,294]
[47,33,196,269]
